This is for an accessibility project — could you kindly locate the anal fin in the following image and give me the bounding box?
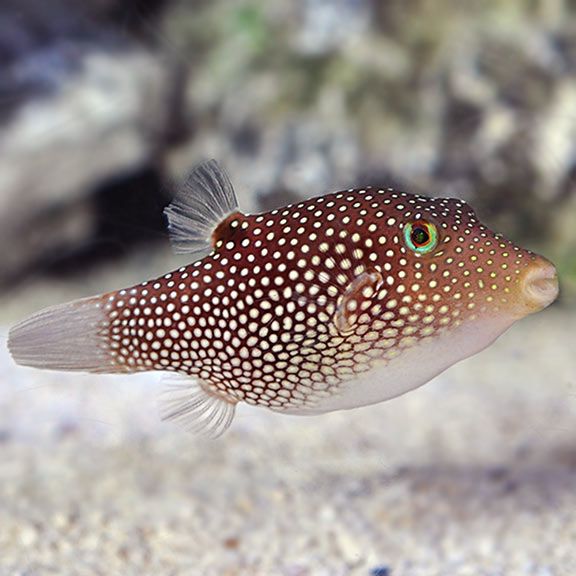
[333,268,383,334]
[159,378,237,438]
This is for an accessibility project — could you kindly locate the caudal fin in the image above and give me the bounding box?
[8,295,120,374]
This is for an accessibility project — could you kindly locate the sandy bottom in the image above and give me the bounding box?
[0,302,575,576]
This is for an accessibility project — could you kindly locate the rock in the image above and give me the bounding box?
[166,0,576,253]
[3,0,576,291]
[0,0,172,285]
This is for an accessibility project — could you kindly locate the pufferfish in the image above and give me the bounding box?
[8,160,559,437]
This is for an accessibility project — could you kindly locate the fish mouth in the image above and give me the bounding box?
[520,257,559,312]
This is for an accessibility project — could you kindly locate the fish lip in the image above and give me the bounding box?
[521,259,559,311]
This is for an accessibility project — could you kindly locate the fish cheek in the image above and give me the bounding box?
[333,268,384,334]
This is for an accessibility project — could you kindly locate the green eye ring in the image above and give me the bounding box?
[404,219,439,254]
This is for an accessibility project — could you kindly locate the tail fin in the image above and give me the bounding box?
[8,295,120,374]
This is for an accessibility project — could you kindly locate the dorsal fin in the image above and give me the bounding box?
[164,159,240,255]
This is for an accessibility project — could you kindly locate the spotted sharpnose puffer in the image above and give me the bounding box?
[9,160,559,437]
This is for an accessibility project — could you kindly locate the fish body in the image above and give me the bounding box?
[9,161,559,436]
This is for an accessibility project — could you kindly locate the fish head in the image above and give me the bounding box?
[382,192,559,327]
[362,190,560,375]
[302,190,560,414]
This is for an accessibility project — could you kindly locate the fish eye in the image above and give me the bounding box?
[404,219,439,254]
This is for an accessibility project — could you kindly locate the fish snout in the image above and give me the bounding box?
[519,256,559,313]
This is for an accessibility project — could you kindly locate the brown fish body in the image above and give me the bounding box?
[8,161,559,436]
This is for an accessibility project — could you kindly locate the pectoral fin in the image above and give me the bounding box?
[333,268,383,334]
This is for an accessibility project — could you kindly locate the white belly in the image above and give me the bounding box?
[280,315,515,415]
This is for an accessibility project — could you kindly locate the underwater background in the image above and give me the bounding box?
[0,1,575,574]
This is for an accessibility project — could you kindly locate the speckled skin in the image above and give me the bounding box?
[100,187,546,413]
[8,159,559,437]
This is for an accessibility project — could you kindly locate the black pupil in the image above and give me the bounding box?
[411,226,430,246]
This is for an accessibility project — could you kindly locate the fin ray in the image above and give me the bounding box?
[8,296,118,373]
[164,159,239,255]
[159,378,236,438]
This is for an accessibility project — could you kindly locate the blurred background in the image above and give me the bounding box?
[0,0,575,300]
[1,1,576,575]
